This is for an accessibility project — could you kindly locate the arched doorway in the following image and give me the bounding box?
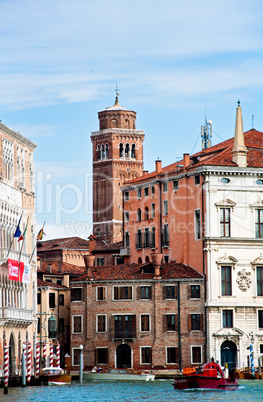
[220,340,237,370]
[116,344,131,369]
[9,333,16,375]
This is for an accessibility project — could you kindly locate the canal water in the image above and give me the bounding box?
[1,379,262,401]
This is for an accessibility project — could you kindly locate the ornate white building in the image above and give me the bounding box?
[0,121,37,374]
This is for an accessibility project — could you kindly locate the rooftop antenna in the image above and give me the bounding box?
[115,83,119,102]
[201,116,213,150]
[252,115,254,129]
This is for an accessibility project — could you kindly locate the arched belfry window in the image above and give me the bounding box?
[105,143,109,159]
[125,143,130,159]
[131,144,136,159]
[119,143,124,158]
[101,144,105,159]
[137,208,141,222]
[145,207,149,220]
[97,145,101,160]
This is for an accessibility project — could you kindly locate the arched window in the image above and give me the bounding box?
[138,257,142,264]
[131,144,136,159]
[105,143,109,159]
[97,145,101,160]
[145,256,150,263]
[119,143,124,158]
[145,207,149,220]
[101,144,105,159]
[125,143,130,159]
[137,208,141,222]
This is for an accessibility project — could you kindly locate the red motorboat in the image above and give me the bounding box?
[174,361,238,390]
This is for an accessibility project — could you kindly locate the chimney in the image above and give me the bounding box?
[88,235,96,253]
[143,170,149,176]
[151,253,163,278]
[155,159,162,174]
[231,100,248,167]
[84,254,95,279]
[183,153,190,169]
[58,261,62,273]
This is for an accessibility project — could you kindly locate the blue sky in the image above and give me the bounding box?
[1,0,263,239]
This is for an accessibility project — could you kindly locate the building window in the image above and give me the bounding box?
[163,182,168,192]
[151,185,155,195]
[96,348,108,365]
[220,208,230,237]
[223,310,233,328]
[97,315,106,332]
[71,288,83,301]
[137,188,142,199]
[114,286,132,300]
[144,187,149,197]
[73,315,83,334]
[195,175,200,185]
[190,314,202,331]
[162,224,169,247]
[260,344,263,354]
[151,203,155,218]
[144,228,150,248]
[165,286,176,299]
[151,227,155,248]
[221,266,232,296]
[131,143,136,158]
[136,229,143,249]
[37,318,40,334]
[59,294,64,306]
[49,293,55,308]
[141,347,152,364]
[119,143,124,158]
[163,200,168,216]
[124,191,129,201]
[97,145,101,160]
[125,143,130,158]
[140,314,150,332]
[72,348,80,366]
[37,293,41,305]
[145,207,149,220]
[191,346,202,364]
[97,286,106,301]
[97,258,105,266]
[101,144,105,159]
[255,209,263,238]
[125,211,129,222]
[190,285,200,299]
[114,315,135,338]
[164,314,177,331]
[195,209,201,240]
[164,255,169,263]
[167,347,178,364]
[137,208,142,221]
[57,280,62,286]
[139,286,152,299]
[257,267,263,296]
[173,180,179,191]
[59,318,65,335]
[124,231,130,247]
[105,143,109,158]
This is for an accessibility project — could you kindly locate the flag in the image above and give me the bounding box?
[37,223,46,241]
[14,215,22,238]
[18,217,29,242]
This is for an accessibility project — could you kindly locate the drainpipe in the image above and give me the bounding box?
[202,174,208,363]
[178,281,182,372]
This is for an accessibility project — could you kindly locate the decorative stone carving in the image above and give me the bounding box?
[236,268,251,291]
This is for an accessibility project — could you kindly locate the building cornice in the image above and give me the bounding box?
[0,122,37,150]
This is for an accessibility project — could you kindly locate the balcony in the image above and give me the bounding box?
[143,242,150,249]
[0,307,34,325]
[136,242,142,250]
[162,241,170,247]
[120,247,130,256]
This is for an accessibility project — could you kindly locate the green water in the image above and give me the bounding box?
[1,379,263,401]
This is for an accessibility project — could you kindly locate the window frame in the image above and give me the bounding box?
[124,191,129,201]
[124,211,129,222]
[173,180,179,191]
[166,346,178,364]
[113,286,133,301]
[97,286,107,301]
[144,187,149,197]
[221,266,232,296]
[163,182,168,192]
[137,188,142,199]
[97,314,107,333]
[71,287,83,302]
[72,348,81,366]
[191,346,202,364]
[165,314,177,332]
[140,346,152,364]
[257,267,263,296]
[190,285,200,299]
[140,314,150,332]
[220,207,231,237]
[190,313,201,331]
[222,309,233,328]
[72,315,83,334]
[163,200,168,216]
[49,292,55,308]
[194,209,201,240]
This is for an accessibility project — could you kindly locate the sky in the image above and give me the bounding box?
[1,0,263,240]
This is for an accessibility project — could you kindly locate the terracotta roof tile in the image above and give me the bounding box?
[39,261,86,276]
[37,236,89,252]
[37,278,67,289]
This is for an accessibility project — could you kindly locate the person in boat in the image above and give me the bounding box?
[91,366,97,372]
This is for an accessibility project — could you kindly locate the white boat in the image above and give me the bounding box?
[41,367,71,385]
[83,368,155,381]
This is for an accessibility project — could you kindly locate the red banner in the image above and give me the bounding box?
[8,259,20,281]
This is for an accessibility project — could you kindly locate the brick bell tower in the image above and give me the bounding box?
[91,91,145,244]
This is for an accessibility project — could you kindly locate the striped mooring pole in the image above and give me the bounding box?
[50,342,53,367]
[27,342,32,383]
[43,343,47,368]
[4,342,9,394]
[250,343,254,377]
[56,342,60,368]
[36,342,40,379]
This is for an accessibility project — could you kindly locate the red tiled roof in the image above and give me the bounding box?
[37,236,90,252]
[123,129,263,186]
[39,261,86,276]
[37,278,67,290]
[93,240,122,252]
[71,262,204,282]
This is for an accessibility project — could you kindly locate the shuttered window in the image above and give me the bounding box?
[97,315,106,332]
[141,347,152,364]
[141,315,150,332]
[166,347,179,364]
[97,286,106,301]
[114,286,132,300]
